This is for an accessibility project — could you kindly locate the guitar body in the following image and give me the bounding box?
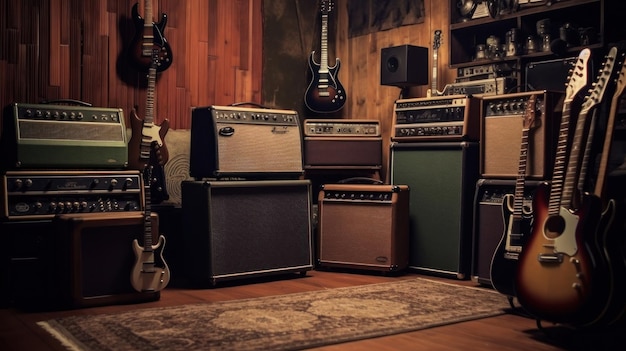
[131,234,171,293]
[304,52,346,113]
[515,183,602,324]
[128,107,170,169]
[129,2,173,72]
[489,194,532,297]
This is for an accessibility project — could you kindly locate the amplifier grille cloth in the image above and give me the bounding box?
[18,120,124,141]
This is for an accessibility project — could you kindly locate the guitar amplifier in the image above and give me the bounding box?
[392,95,480,142]
[303,119,382,169]
[189,105,303,179]
[1,103,128,170]
[317,183,410,272]
[480,91,562,179]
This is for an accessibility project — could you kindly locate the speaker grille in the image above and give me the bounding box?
[18,120,125,141]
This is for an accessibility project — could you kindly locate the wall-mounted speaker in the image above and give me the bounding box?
[53,212,161,309]
[380,45,428,87]
[390,142,478,279]
[480,91,561,179]
[181,180,313,286]
[317,183,410,272]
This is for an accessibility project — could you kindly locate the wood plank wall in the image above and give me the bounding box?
[0,0,264,130]
[1,0,454,178]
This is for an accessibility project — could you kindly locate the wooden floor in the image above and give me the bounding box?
[0,269,623,351]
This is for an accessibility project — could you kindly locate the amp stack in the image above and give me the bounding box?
[184,105,313,286]
[471,90,562,290]
[390,94,481,279]
[0,102,159,310]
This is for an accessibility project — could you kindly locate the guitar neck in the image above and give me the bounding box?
[143,169,154,252]
[145,66,156,126]
[431,50,438,93]
[142,0,154,56]
[319,13,329,73]
[548,101,572,215]
[512,127,530,218]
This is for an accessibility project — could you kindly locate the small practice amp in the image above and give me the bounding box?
[1,103,128,169]
[189,105,303,179]
[480,91,562,179]
[317,183,410,272]
[303,119,382,169]
[392,95,480,142]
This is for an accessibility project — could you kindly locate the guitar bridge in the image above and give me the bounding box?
[536,253,564,263]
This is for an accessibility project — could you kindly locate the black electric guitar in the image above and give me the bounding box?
[304,0,346,114]
[515,47,618,325]
[590,50,626,326]
[129,46,170,203]
[130,162,171,293]
[489,94,537,298]
[129,0,173,72]
[427,29,443,97]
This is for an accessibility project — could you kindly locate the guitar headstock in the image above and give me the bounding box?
[433,30,442,50]
[580,46,621,113]
[564,48,592,102]
[612,51,626,101]
[321,0,334,14]
[523,94,537,130]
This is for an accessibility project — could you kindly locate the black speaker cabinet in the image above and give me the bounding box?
[53,212,161,309]
[390,142,478,279]
[317,183,410,272]
[380,45,428,87]
[0,219,55,308]
[480,91,562,179]
[525,57,578,92]
[181,180,313,285]
[471,179,541,287]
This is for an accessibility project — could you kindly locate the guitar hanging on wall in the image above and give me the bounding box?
[427,29,443,97]
[304,0,346,114]
[129,0,173,72]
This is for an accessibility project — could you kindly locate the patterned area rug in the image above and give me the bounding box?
[38,278,509,351]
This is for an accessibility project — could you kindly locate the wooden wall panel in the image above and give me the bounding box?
[0,0,263,130]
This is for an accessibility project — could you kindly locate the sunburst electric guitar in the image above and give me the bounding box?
[129,0,173,72]
[304,0,346,114]
[489,94,538,298]
[515,47,619,325]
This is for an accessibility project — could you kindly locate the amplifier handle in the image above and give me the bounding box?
[230,101,272,109]
[40,99,92,106]
[337,177,383,185]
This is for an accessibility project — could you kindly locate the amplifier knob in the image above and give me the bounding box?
[110,179,118,188]
[49,202,57,212]
[13,179,23,189]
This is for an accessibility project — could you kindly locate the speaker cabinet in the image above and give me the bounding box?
[525,57,578,92]
[390,142,478,279]
[380,45,428,87]
[471,179,540,287]
[189,106,303,179]
[480,91,561,179]
[181,180,313,285]
[53,212,161,309]
[317,184,410,272]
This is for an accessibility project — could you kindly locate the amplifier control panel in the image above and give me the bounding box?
[210,105,299,125]
[304,119,380,137]
[2,171,143,219]
[392,95,480,141]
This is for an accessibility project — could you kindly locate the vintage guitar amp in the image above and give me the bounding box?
[189,105,303,179]
[1,103,128,169]
[480,91,562,179]
[317,183,410,272]
[303,119,382,169]
[1,170,143,220]
[392,95,480,142]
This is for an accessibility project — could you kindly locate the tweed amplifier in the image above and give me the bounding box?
[480,91,562,179]
[304,119,382,169]
[1,103,128,169]
[392,95,480,142]
[189,105,303,179]
[317,183,410,272]
[1,170,143,220]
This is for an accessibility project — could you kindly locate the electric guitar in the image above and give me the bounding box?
[489,94,537,298]
[129,0,173,72]
[427,29,443,97]
[515,47,617,325]
[304,0,346,114]
[128,45,170,203]
[590,50,626,326]
[130,162,171,293]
